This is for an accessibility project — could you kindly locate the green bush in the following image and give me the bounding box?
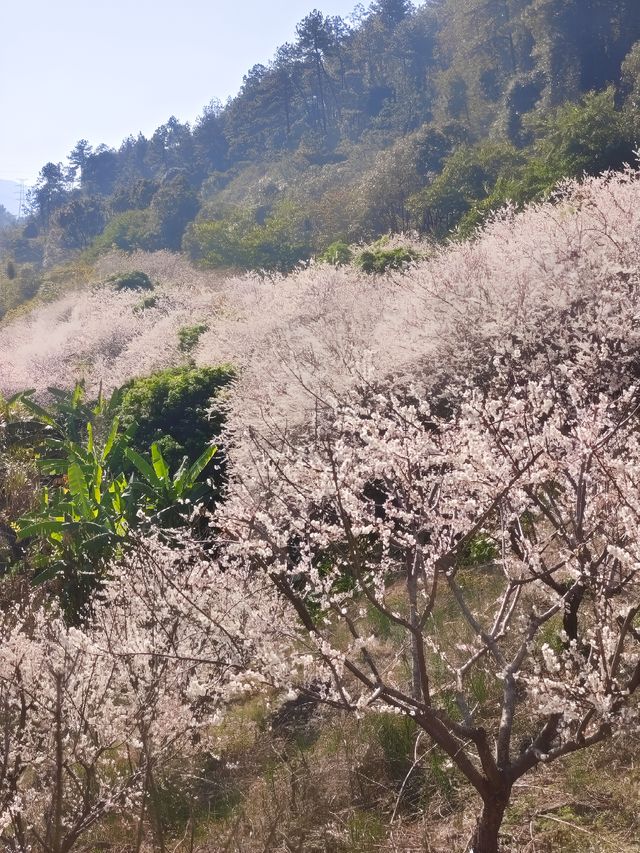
[0,264,42,316]
[529,87,638,178]
[11,385,221,619]
[10,386,130,617]
[183,201,311,273]
[15,415,130,619]
[427,89,639,239]
[133,294,158,312]
[107,270,154,291]
[411,142,525,237]
[178,323,209,353]
[355,246,419,274]
[116,365,235,472]
[318,241,353,266]
[88,209,158,254]
[124,441,218,529]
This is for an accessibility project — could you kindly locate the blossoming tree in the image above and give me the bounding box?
[2,165,640,851]
[93,533,295,849]
[219,363,640,851]
[0,535,293,852]
[0,605,138,852]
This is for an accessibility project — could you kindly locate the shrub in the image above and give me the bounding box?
[529,87,638,177]
[178,322,209,353]
[10,385,221,617]
[0,264,42,316]
[116,365,235,472]
[183,201,311,273]
[355,246,419,274]
[411,142,524,236]
[318,241,353,266]
[107,270,154,291]
[134,294,158,312]
[89,209,158,254]
[15,413,131,618]
[432,89,639,238]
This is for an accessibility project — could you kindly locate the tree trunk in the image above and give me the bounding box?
[50,674,64,853]
[407,561,422,702]
[469,790,510,853]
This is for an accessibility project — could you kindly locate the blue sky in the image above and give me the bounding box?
[0,0,359,186]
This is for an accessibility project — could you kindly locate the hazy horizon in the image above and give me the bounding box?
[0,0,358,186]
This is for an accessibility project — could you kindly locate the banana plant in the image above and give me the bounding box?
[16,416,130,589]
[124,441,218,526]
[12,412,129,621]
[12,382,123,445]
[12,387,218,618]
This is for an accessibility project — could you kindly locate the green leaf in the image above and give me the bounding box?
[124,447,161,486]
[151,443,170,482]
[32,564,62,585]
[94,465,103,504]
[110,488,122,514]
[102,416,120,461]
[7,390,35,406]
[37,458,69,476]
[44,500,75,515]
[67,463,92,519]
[186,444,217,486]
[16,520,65,540]
[94,380,105,414]
[71,383,84,408]
[19,396,58,428]
[172,456,190,492]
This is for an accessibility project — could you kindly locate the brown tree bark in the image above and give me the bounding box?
[468,788,511,853]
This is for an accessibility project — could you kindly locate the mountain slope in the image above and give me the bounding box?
[1,0,639,285]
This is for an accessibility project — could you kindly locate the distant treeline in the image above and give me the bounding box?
[3,0,640,272]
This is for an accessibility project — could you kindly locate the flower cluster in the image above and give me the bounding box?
[0,533,294,851]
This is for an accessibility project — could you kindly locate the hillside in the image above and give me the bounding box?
[1,0,639,283]
[1,166,640,852]
[2,165,639,434]
[2,4,640,852]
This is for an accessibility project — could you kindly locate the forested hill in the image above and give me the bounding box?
[4,0,640,273]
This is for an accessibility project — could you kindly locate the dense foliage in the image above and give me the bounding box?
[2,0,639,280]
[2,373,228,616]
[117,365,234,469]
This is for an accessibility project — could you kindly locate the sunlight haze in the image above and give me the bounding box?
[0,0,358,184]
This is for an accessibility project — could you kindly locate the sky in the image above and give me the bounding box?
[0,0,359,188]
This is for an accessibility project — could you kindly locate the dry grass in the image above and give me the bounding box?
[86,712,640,852]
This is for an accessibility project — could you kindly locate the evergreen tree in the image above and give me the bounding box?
[28,163,68,227]
[369,0,414,29]
[295,11,339,133]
